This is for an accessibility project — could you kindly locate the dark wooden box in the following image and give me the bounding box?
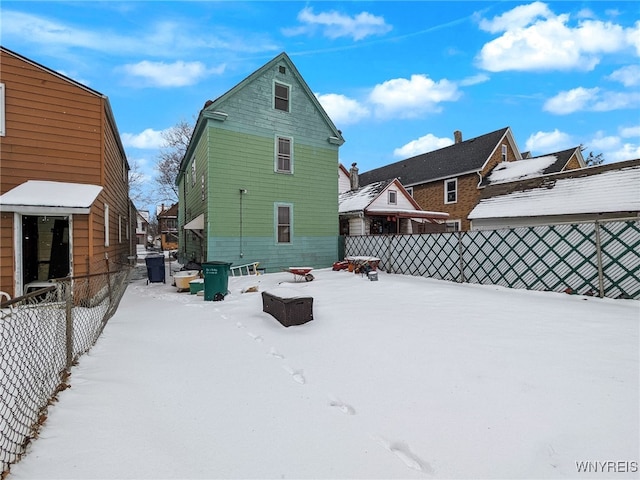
[262,291,313,327]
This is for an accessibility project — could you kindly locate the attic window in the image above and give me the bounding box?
[274,82,290,112]
[388,190,397,205]
[279,66,286,74]
[502,145,507,162]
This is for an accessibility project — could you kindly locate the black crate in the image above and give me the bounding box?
[262,291,313,327]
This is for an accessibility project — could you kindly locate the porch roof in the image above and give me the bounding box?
[183,213,204,230]
[0,180,103,214]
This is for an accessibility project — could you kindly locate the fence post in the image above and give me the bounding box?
[64,282,73,368]
[594,221,605,298]
[457,231,465,283]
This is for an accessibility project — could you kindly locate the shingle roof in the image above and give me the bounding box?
[339,180,391,213]
[359,127,511,187]
[469,161,640,219]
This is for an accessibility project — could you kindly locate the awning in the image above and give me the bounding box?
[184,213,204,230]
[0,180,103,214]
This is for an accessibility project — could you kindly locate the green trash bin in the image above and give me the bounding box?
[202,261,232,301]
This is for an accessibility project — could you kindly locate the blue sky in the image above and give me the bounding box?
[3,1,639,213]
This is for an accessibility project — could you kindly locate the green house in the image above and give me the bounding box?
[176,52,345,273]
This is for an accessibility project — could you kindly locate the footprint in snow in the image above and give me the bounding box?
[282,365,305,384]
[373,436,433,474]
[246,332,263,342]
[236,322,245,329]
[268,347,285,359]
[328,395,356,415]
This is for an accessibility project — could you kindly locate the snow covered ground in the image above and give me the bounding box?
[8,268,639,479]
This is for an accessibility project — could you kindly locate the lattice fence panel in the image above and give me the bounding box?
[599,220,640,299]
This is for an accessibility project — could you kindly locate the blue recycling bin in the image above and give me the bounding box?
[145,255,166,284]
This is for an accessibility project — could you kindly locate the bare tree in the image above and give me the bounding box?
[580,144,605,166]
[128,158,152,208]
[155,119,194,203]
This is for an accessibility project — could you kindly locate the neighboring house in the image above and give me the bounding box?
[358,127,584,231]
[136,209,150,245]
[339,163,448,235]
[0,46,132,298]
[469,159,640,230]
[176,52,344,272]
[157,203,178,251]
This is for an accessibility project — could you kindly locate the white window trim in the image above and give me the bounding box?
[501,144,507,162]
[104,203,110,247]
[388,190,397,205]
[274,135,294,174]
[0,83,5,137]
[444,178,457,204]
[191,157,196,187]
[118,215,122,244]
[275,203,293,244]
[273,80,291,113]
[445,219,461,232]
[405,186,413,197]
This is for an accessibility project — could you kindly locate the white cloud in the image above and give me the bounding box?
[315,93,369,125]
[393,134,454,158]
[121,129,165,149]
[476,2,638,72]
[459,74,490,86]
[608,65,640,86]
[586,131,640,162]
[479,1,553,33]
[544,87,640,114]
[285,7,392,41]
[120,60,224,87]
[543,87,600,114]
[525,129,573,153]
[620,125,640,138]
[369,74,461,118]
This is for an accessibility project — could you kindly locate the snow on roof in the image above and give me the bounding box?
[487,156,558,185]
[338,181,389,213]
[0,180,103,213]
[469,165,640,219]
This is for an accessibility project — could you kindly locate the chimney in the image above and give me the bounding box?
[454,130,462,144]
[349,162,359,190]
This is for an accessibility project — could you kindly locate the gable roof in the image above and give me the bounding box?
[177,52,344,183]
[359,127,515,187]
[158,203,178,218]
[481,146,585,187]
[339,178,448,220]
[469,160,640,220]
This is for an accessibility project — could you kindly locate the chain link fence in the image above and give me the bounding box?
[0,262,132,475]
[345,220,640,300]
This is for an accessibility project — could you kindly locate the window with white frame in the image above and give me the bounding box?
[445,220,461,232]
[191,157,196,187]
[275,136,292,173]
[118,215,122,244]
[405,186,413,197]
[274,82,290,112]
[388,190,397,205]
[104,204,110,247]
[444,178,457,204]
[502,144,507,162]
[201,174,205,202]
[276,204,292,243]
[0,83,5,137]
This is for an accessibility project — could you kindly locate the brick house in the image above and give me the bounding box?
[359,127,585,231]
[157,203,178,251]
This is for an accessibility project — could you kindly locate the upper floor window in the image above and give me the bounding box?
[388,190,397,205]
[444,178,457,204]
[274,82,290,112]
[501,144,507,162]
[0,83,5,137]
[104,203,110,247]
[191,157,196,187]
[276,136,292,173]
[405,186,413,197]
[276,204,292,243]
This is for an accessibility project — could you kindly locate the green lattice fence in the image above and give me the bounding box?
[345,220,640,300]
